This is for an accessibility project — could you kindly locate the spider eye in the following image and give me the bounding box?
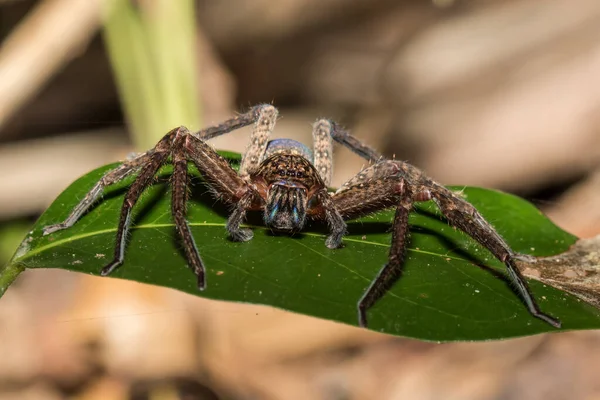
[277,169,286,176]
[296,171,304,178]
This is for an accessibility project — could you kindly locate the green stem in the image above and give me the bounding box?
[102,0,202,150]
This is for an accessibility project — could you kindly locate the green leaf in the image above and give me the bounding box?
[4,157,600,341]
[0,221,31,265]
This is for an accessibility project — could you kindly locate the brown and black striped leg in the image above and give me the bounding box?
[172,135,207,289]
[192,103,278,181]
[430,184,561,328]
[314,190,346,249]
[328,121,384,163]
[312,120,334,186]
[100,132,173,276]
[225,191,255,242]
[193,104,268,140]
[42,151,153,235]
[183,131,260,240]
[358,193,412,328]
[239,105,278,180]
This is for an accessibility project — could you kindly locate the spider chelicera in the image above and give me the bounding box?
[43,104,560,328]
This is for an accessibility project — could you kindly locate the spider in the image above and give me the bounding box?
[43,104,560,329]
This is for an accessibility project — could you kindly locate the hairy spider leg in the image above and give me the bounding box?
[42,152,152,235]
[193,105,266,140]
[429,184,561,328]
[100,131,173,276]
[358,195,412,327]
[330,169,411,326]
[311,120,334,186]
[181,106,272,249]
[335,160,405,195]
[171,132,206,289]
[42,106,265,237]
[184,134,259,242]
[313,190,346,249]
[239,105,278,180]
[333,146,560,328]
[225,191,255,242]
[328,121,384,164]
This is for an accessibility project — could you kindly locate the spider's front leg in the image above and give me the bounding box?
[225,103,278,241]
[313,190,346,249]
[183,134,259,243]
[331,176,412,328]
[358,196,412,328]
[104,105,267,285]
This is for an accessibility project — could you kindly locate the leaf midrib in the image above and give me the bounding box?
[13,221,469,265]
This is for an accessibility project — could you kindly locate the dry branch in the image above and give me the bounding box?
[0,0,102,135]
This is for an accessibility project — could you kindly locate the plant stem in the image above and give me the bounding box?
[102,0,201,151]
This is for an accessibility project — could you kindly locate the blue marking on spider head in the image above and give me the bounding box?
[266,201,300,225]
[264,183,307,231]
[269,204,279,222]
[264,139,313,161]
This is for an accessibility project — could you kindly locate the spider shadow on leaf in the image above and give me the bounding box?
[340,207,522,301]
[187,174,232,218]
[410,207,526,304]
[105,171,171,225]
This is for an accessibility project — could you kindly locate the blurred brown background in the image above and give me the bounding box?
[2,0,600,399]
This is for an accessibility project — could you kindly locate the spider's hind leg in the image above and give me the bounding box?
[42,151,153,235]
[329,161,414,327]
[429,182,561,328]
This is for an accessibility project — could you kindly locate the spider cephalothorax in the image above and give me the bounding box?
[43,104,561,329]
[252,153,324,232]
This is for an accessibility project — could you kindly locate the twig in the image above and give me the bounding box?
[0,0,102,135]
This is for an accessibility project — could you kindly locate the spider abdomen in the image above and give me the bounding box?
[264,138,313,161]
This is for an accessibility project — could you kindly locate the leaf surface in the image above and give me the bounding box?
[6,157,600,341]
